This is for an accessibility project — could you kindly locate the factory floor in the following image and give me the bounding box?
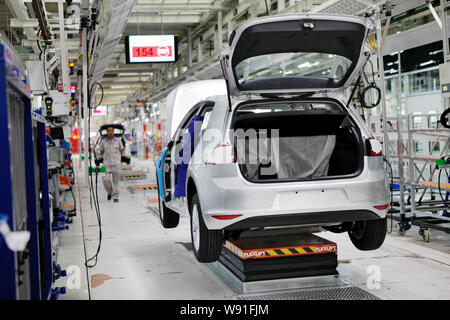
[57,156,450,300]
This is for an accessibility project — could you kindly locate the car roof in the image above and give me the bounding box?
[165,79,227,141]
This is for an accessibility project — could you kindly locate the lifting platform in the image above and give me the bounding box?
[204,229,349,295]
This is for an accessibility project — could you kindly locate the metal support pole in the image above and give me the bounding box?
[277,0,285,13]
[376,11,390,161]
[441,0,449,61]
[217,10,223,52]
[397,113,406,218]
[82,27,89,187]
[187,28,192,68]
[408,114,416,217]
[441,0,450,113]
[397,52,406,217]
[197,38,203,63]
[57,0,70,94]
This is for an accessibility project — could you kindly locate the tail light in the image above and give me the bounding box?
[374,205,389,210]
[205,144,235,165]
[366,138,383,156]
[212,214,242,220]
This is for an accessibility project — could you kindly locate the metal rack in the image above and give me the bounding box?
[31,110,53,300]
[0,43,51,300]
[386,112,450,241]
[0,40,66,300]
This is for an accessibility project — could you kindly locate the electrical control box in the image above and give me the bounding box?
[48,90,70,117]
[26,61,46,93]
[368,116,383,138]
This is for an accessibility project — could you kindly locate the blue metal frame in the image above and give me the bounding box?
[0,44,52,300]
[23,87,40,300]
[33,110,53,299]
[0,44,17,300]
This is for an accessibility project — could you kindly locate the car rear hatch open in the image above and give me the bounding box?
[219,14,370,100]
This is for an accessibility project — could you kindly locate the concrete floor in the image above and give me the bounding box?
[57,156,450,300]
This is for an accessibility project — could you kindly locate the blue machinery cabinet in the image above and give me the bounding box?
[0,44,53,300]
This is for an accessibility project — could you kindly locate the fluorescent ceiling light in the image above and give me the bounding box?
[429,50,443,55]
[118,73,140,77]
[419,60,434,67]
[297,62,311,69]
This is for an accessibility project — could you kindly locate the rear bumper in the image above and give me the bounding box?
[223,209,380,231]
[191,157,389,230]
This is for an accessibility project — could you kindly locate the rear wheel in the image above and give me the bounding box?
[156,173,179,228]
[348,218,387,251]
[190,194,223,263]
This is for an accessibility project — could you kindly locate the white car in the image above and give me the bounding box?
[156,14,390,263]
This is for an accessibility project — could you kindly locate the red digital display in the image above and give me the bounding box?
[92,105,108,116]
[132,46,173,58]
[127,35,177,63]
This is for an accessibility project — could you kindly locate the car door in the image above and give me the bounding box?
[156,101,209,202]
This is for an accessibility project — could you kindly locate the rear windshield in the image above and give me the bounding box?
[235,52,352,85]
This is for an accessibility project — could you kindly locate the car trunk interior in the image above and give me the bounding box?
[233,101,363,182]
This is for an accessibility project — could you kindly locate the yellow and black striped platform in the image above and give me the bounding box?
[133,185,157,191]
[219,233,339,282]
[224,234,337,260]
[120,173,147,180]
[127,185,157,193]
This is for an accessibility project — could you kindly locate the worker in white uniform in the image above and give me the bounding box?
[99,126,124,203]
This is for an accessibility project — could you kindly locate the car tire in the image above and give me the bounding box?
[348,217,387,251]
[156,173,179,229]
[189,193,223,263]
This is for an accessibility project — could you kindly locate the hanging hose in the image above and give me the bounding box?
[440,108,450,128]
[84,71,103,268]
[438,168,449,206]
[361,59,381,109]
[85,166,102,268]
[63,168,77,216]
